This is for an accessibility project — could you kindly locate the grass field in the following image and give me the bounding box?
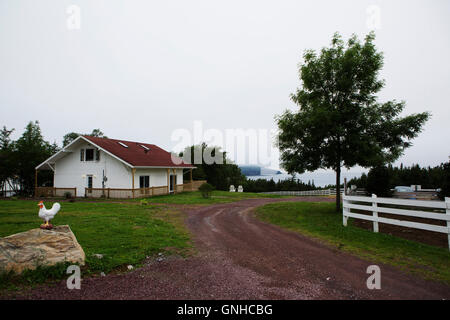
[143,190,287,205]
[256,201,450,284]
[0,199,191,290]
[32,190,287,205]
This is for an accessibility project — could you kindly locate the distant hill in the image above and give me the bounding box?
[239,165,282,177]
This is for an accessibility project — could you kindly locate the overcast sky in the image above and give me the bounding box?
[1,0,449,172]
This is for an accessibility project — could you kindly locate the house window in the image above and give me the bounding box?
[85,149,94,161]
[139,176,149,188]
[87,175,93,189]
[95,149,100,161]
[80,149,85,161]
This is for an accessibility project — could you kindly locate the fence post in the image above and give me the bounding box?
[342,195,348,227]
[372,194,379,233]
[445,197,450,251]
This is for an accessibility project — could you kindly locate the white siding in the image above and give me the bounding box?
[177,170,183,185]
[134,168,183,188]
[54,142,131,196]
[53,141,180,196]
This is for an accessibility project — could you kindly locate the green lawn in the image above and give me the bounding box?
[0,199,191,289]
[0,191,285,290]
[41,190,287,205]
[143,190,287,205]
[256,201,450,284]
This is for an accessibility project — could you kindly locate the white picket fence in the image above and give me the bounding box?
[343,195,450,250]
[263,189,337,196]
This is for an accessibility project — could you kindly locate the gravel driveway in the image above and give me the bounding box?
[11,197,450,299]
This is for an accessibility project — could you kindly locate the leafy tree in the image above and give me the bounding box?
[90,129,105,137]
[62,132,79,147]
[63,128,107,147]
[179,143,246,190]
[15,121,58,195]
[276,32,429,211]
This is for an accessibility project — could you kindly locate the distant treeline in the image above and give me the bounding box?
[242,177,319,193]
[347,162,450,199]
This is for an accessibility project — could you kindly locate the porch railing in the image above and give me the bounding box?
[35,180,207,199]
[84,180,207,199]
[35,187,77,198]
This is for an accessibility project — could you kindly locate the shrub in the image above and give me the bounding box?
[64,192,72,199]
[198,183,214,199]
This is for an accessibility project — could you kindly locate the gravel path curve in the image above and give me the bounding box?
[9,197,450,299]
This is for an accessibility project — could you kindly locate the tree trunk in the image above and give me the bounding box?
[335,166,341,212]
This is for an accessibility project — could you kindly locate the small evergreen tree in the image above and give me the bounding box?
[366,166,392,197]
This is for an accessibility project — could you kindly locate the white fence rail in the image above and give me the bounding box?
[343,195,450,250]
[263,189,337,196]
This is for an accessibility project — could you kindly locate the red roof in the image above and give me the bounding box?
[83,136,194,168]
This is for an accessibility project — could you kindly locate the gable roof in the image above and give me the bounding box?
[83,136,194,168]
[36,135,194,170]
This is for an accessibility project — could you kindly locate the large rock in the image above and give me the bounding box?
[0,225,85,274]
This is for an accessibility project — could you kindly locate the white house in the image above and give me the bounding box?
[35,135,197,198]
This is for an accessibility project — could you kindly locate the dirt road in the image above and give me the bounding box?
[11,197,450,299]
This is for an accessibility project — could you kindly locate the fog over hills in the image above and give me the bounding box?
[238,165,282,176]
